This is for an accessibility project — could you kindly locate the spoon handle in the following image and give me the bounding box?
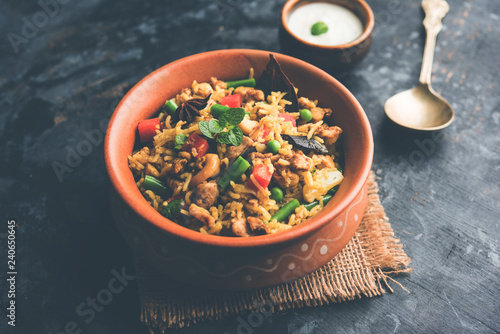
[419,0,449,85]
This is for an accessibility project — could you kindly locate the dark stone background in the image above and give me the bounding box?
[0,0,499,333]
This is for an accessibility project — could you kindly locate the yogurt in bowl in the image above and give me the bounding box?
[279,0,375,73]
[287,2,364,46]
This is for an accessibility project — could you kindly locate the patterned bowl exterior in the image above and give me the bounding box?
[110,181,367,289]
[104,49,373,290]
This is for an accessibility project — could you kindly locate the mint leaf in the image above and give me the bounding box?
[221,108,245,126]
[216,131,232,145]
[228,127,243,146]
[198,121,213,139]
[161,199,184,220]
[208,119,225,134]
[174,133,188,149]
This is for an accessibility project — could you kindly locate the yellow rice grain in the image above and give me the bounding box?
[308,121,323,140]
[313,136,324,143]
[144,190,156,201]
[185,190,194,205]
[165,115,172,129]
[210,206,219,220]
[266,220,293,233]
[207,222,223,235]
[182,173,192,191]
[228,191,241,199]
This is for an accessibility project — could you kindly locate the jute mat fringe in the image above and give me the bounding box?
[135,172,412,332]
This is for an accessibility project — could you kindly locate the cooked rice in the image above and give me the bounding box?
[128,75,344,237]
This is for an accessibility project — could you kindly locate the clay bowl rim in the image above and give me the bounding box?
[281,0,375,51]
[104,49,373,249]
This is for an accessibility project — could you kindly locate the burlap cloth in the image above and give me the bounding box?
[135,172,412,332]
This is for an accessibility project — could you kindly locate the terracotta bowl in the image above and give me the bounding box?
[279,0,375,74]
[105,49,373,290]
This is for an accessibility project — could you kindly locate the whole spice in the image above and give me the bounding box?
[257,54,299,112]
[175,94,211,124]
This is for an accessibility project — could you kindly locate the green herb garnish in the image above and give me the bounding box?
[216,131,231,145]
[198,121,214,139]
[311,22,328,36]
[208,118,226,134]
[227,126,243,146]
[222,107,246,126]
[198,107,246,146]
[174,133,188,149]
[161,199,184,220]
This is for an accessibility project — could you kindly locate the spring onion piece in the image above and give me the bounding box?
[328,185,339,195]
[143,175,170,198]
[303,194,333,211]
[270,199,300,222]
[270,187,284,202]
[225,78,256,89]
[218,156,251,188]
[163,98,178,115]
[211,104,230,118]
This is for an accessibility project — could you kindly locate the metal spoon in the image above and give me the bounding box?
[385,0,454,131]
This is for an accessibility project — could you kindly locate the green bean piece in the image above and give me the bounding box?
[143,175,171,198]
[270,199,300,222]
[327,185,339,195]
[163,99,178,115]
[211,104,230,118]
[303,194,333,211]
[218,156,251,188]
[225,78,256,89]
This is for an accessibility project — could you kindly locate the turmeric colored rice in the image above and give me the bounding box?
[128,71,344,237]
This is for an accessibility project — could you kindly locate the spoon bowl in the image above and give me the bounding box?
[385,82,454,131]
[385,0,453,131]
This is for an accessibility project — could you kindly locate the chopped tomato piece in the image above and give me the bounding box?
[181,133,209,158]
[246,164,272,191]
[166,195,183,203]
[221,94,241,108]
[138,118,161,143]
[261,126,271,143]
[279,113,296,127]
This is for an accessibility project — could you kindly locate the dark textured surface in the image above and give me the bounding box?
[1,0,499,333]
